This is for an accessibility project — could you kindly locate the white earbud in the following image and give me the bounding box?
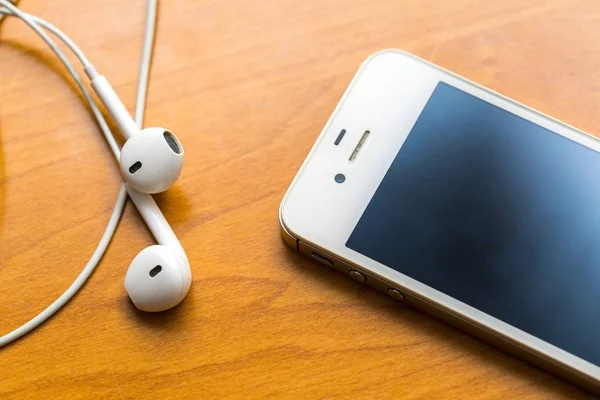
[91,75,184,194]
[88,72,190,311]
[124,187,191,312]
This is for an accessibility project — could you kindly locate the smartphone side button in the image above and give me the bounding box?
[310,252,334,267]
[387,288,405,301]
[348,270,367,283]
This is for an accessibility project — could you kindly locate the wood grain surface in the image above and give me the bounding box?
[1,0,599,398]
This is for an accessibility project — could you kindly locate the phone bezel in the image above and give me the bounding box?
[280,50,600,382]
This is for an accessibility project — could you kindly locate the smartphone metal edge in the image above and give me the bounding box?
[280,221,598,393]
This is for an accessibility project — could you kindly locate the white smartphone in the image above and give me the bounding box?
[279,50,600,392]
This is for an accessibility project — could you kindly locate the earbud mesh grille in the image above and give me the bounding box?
[163,131,182,154]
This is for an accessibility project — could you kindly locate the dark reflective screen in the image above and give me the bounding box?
[347,82,600,365]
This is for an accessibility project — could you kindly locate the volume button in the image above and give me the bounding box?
[387,288,405,301]
[311,252,333,267]
[348,270,367,283]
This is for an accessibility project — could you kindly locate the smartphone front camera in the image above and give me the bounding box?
[334,173,346,184]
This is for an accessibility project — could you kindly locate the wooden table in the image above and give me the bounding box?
[1,0,598,398]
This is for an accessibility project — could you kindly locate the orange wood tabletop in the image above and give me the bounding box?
[1,0,599,398]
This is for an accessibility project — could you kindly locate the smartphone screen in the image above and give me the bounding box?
[346,82,600,366]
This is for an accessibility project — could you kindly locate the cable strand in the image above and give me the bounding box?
[0,0,158,348]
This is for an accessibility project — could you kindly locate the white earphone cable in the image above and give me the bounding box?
[135,0,158,128]
[0,0,16,25]
[0,2,117,156]
[0,0,158,347]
